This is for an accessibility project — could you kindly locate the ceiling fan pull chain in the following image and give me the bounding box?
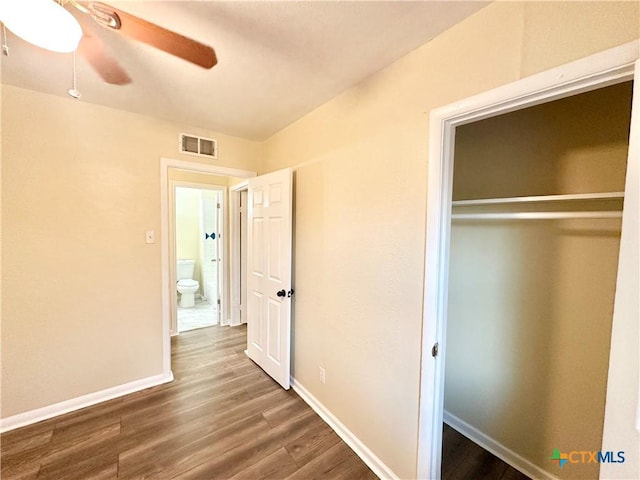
[68,50,81,99]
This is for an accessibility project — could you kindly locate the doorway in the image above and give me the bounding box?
[161,160,294,393]
[174,184,224,333]
[160,158,256,375]
[416,43,639,479]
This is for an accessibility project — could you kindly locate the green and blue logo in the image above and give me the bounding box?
[549,449,568,468]
[550,449,625,468]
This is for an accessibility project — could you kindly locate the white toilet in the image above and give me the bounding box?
[177,259,199,308]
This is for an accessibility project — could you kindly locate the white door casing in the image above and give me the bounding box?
[417,42,638,479]
[240,190,248,325]
[246,168,293,389]
[230,183,249,326]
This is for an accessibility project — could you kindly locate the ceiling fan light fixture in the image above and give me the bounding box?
[0,0,82,53]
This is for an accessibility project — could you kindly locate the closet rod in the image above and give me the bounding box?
[452,211,623,221]
[452,191,625,207]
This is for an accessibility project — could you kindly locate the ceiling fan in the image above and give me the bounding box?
[0,0,217,86]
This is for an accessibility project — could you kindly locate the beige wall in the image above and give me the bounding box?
[168,170,232,186]
[446,82,632,479]
[228,176,249,188]
[1,86,261,418]
[1,1,639,478]
[520,1,640,78]
[262,2,639,478]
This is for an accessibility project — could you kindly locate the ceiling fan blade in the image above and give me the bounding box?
[87,2,217,69]
[78,33,132,85]
[68,8,132,85]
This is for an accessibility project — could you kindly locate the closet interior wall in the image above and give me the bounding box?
[444,81,633,479]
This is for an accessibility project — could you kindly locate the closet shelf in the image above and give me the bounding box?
[452,211,623,221]
[451,191,624,207]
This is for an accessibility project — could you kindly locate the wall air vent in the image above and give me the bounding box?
[179,133,217,159]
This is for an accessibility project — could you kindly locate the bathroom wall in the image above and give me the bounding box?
[1,85,262,419]
[175,187,202,293]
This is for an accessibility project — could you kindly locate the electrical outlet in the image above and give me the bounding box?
[319,366,326,384]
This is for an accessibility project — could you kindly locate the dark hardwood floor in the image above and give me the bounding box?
[442,423,531,480]
[1,325,378,479]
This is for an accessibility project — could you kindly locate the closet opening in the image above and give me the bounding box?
[441,80,634,480]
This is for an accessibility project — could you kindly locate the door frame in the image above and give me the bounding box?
[170,181,227,333]
[160,157,256,377]
[230,180,249,326]
[416,41,639,479]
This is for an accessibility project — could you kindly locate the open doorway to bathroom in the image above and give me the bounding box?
[174,184,225,333]
[161,160,256,380]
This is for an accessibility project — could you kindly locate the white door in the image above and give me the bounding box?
[246,168,293,389]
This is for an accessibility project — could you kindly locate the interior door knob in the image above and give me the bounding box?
[276,289,286,297]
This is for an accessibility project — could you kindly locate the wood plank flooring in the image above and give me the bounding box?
[442,423,531,480]
[1,325,378,480]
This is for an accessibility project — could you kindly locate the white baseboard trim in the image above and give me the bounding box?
[0,372,174,433]
[291,378,398,480]
[443,410,560,480]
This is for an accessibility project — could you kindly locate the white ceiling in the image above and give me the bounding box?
[1,1,487,141]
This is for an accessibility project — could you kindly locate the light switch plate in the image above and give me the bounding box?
[145,230,155,244]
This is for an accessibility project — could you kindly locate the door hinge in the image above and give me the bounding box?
[431,342,439,358]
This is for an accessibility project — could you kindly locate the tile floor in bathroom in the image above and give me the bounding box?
[177,297,218,332]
